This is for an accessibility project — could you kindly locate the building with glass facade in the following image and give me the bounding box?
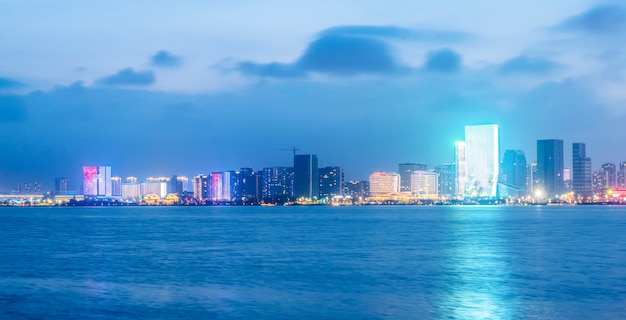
[537,139,564,197]
[572,143,592,197]
[410,171,439,197]
[463,124,499,197]
[398,163,427,193]
[294,154,319,200]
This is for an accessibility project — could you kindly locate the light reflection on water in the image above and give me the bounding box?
[439,207,516,319]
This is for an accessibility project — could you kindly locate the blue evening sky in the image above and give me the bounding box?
[1,0,625,190]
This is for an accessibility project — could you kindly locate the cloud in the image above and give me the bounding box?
[234,25,468,78]
[0,77,22,89]
[296,34,399,75]
[95,68,156,86]
[554,5,626,34]
[319,25,469,42]
[236,62,305,78]
[236,33,401,78]
[424,48,461,73]
[499,55,561,75]
[0,96,26,123]
[151,50,183,67]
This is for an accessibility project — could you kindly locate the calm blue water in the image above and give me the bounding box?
[1,205,626,319]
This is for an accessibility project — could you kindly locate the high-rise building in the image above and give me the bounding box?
[369,172,400,195]
[177,176,189,193]
[572,143,592,198]
[294,154,319,200]
[593,169,604,194]
[261,167,294,200]
[410,171,439,197]
[111,176,122,197]
[435,163,456,196]
[222,171,237,201]
[455,141,466,196]
[527,163,538,194]
[536,139,564,197]
[618,162,626,189]
[83,166,112,197]
[319,166,344,198]
[601,163,617,191]
[193,174,210,200]
[398,163,427,193]
[210,172,224,201]
[235,168,260,201]
[501,150,527,193]
[464,124,499,197]
[232,168,258,201]
[34,182,41,194]
[54,177,69,195]
[126,176,138,183]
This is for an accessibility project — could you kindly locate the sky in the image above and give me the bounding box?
[1,0,626,191]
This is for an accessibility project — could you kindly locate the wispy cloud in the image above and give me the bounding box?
[96,68,156,86]
[554,4,626,34]
[318,25,469,42]
[499,55,562,75]
[423,48,461,73]
[151,51,183,68]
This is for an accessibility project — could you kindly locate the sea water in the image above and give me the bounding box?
[1,205,625,319]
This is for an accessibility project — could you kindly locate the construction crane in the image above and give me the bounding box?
[277,147,300,157]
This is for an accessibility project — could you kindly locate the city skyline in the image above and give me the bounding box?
[3,2,626,190]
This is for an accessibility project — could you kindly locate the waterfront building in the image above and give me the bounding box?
[501,150,527,194]
[261,167,294,200]
[177,176,189,193]
[83,166,112,197]
[236,168,260,201]
[54,177,69,195]
[111,176,122,197]
[222,170,238,201]
[527,163,538,195]
[455,141,466,196]
[601,163,617,191]
[169,175,185,195]
[572,143,592,198]
[141,180,167,199]
[435,163,456,197]
[399,163,427,193]
[410,171,439,197]
[193,174,210,200]
[593,169,603,194]
[210,172,224,201]
[464,124,499,197]
[369,172,400,196]
[618,162,626,188]
[294,154,319,200]
[536,139,564,197]
[121,182,141,200]
[344,180,369,199]
[319,166,344,199]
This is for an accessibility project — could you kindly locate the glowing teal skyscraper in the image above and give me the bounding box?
[463,124,499,197]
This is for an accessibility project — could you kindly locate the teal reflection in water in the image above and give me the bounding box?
[439,207,517,319]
